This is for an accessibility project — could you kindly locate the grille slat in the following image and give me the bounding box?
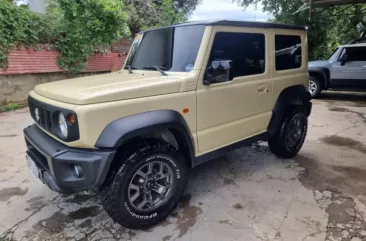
[28,98,53,134]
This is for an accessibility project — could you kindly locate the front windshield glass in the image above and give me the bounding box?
[124,25,205,72]
[329,47,339,61]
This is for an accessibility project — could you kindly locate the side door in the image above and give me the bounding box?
[196,26,272,154]
[331,46,366,89]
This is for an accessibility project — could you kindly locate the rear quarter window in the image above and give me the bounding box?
[275,35,302,71]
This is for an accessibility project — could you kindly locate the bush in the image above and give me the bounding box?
[0,0,129,73]
[0,1,54,69]
[55,0,129,73]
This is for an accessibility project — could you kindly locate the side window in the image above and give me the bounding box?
[275,35,302,71]
[208,32,265,79]
[346,47,366,61]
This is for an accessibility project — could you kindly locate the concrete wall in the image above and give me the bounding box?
[0,72,108,105]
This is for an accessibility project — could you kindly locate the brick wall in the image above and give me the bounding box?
[0,38,132,104]
[0,47,125,75]
[112,38,132,54]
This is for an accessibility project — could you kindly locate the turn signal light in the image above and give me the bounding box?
[68,114,76,125]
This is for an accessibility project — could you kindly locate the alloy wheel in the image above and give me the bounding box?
[127,161,174,212]
[308,79,317,96]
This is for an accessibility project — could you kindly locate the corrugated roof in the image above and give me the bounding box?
[142,20,306,33]
[303,0,366,7]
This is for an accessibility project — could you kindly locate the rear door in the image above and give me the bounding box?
[331,46,366,89]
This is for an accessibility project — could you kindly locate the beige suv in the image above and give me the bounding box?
[24,20,311,229]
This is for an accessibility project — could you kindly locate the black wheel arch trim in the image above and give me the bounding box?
[95,110,196,167]
[267,85,312,135]
[309,67,330,89]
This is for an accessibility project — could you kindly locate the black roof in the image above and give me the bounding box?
[143,20,306,33]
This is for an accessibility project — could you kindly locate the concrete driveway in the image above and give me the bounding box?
[0,92,366,241]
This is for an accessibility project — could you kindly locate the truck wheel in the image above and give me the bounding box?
[268,107,308,158]
[100,139,187,229]
[309,76,322,98]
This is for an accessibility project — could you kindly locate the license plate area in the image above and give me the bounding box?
[27,155,40,182]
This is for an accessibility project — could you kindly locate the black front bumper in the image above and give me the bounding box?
[24,124,116,193]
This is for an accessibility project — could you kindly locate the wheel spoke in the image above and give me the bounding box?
[153,183,171,195]
[130,191,140,202]
[129,184,139,190]
[147,163,153,175]
[147,191,154,208]
[154,173,169,180]
[136,170,147,178]
[137,194,148,209]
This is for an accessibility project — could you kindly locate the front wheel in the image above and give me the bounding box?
[100,139,187,229]
[309,76,322,98]
[268,107,308,158]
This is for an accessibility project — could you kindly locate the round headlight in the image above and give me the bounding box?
[34,107,40,122]
[58,113,68,138]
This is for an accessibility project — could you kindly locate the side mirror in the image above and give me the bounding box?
[340,54,348,66]
[204,60,232,85]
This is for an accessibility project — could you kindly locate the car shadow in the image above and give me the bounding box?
[318,91,366,107]
[319,91,366,103]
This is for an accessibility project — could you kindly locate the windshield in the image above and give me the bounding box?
[329,47,339,61]
[124,25,205,72]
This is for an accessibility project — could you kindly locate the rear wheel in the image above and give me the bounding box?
[309,76,322,98]
[268,107,308,158]
[100,139,187,229]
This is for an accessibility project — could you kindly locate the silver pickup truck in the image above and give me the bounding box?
[308,43,366,98]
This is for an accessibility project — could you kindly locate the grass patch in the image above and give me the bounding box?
[0,102,27,113]
[0,103,20,113]
[0,237,16,241]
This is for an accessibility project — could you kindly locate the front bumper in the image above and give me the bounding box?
[24,124,116,193]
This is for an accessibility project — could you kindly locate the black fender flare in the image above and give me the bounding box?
[95,110,195,166]
[267,85,312,135]
[309,67,329,89]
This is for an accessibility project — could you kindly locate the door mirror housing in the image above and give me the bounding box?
[204,60,232,85]
[339,53,348,66]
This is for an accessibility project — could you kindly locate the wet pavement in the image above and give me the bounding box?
[0,91,366,241]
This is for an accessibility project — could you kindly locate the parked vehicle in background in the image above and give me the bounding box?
[308,43,366,98]
[23,20,311,229]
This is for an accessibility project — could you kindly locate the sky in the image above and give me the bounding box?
[189,0,269,22]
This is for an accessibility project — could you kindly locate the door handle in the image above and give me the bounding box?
[257,84,269,94]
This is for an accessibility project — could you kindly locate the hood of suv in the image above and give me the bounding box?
[34,72,182,105]
[308,60,329,68]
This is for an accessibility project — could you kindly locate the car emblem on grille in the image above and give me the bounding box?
[34,108,40,122]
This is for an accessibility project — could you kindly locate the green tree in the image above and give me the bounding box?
[126,0,200,36]
[54,0,129,73]
[235,0,366,60]
[0,0,56,69]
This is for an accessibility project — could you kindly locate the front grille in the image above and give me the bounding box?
[28,96,80,142]
[29,97,53,133]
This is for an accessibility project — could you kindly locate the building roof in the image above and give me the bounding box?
[303,0,366,7]
[342,43,366,48]
[143,20,306,33]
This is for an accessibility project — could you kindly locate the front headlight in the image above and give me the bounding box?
[58,112,68,138]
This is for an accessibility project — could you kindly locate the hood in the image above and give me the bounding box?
[308,60,330,68]
[34,72,182,105]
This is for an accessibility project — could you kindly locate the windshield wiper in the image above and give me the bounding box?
[125,65,137,74]
[142,65,168,76]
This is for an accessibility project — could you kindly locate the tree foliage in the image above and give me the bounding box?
[235,0,366,60]
[0,0,56,69]
[0,0,199,72]
[126,0,200,36]
[51,0,130,73]
[0,0,129,73]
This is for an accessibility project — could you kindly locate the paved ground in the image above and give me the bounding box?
[1,92,366,241]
